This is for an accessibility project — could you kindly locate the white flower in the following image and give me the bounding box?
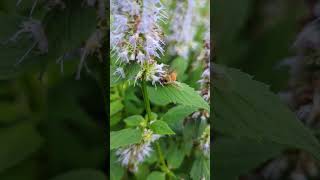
[114,67,125,79]
[118,50,130,63]
[111,0,168,86]
[134,61,166,86]
[137,51,146,64]
[145,62,166,85]
[116,129,161,172]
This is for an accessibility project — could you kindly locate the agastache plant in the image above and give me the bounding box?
[111,0,171,173]
[111,0,168,86]
[110,0,210,178]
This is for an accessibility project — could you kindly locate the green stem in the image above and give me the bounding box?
[156,142,176,179]
[141,78,152,122]
[141,78,176,178]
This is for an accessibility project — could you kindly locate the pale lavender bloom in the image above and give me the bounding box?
[111,33,124,47]
[111,0,168,86]
[118,50,130,63]
[167,0,198,58]
[113,15,128,32]
[114,67,125,79]
[146,63,166,85]
[137,51,146,64]
[116,129,161,172]
[135,62,166,86]
[129,33,139,50]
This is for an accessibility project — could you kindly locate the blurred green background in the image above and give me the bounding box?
[0,61,106,180]
[213,0,309,91]
[0,0,106,179]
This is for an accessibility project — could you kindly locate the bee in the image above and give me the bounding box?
[161,70,180,87]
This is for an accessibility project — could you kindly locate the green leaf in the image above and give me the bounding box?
[110,113,122,126]
[110,100,124,116]
[144,112,158,121]
[170,57,188,81]
[146,171,165,180]
[124,115,145,127]
[148,82,209,111]
[150,120,175,135]
[135,163,150,180]
[213,137,285,180]
[162,105,198,130]
[110,128,142,150]
[0,122,43,173]
[49,170,106,180]
[190,155,210,180]
[213,64,320,160]
[166,145,185,169]
[110,151,124,180]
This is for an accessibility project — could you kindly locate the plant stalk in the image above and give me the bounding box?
[141,78,176,179]
[141,77,152,122]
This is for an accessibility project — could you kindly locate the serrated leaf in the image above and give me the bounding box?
[148,82,209,111]
[124,115,144,127]
[49,170,106,180]
[0,122,43,173]
[162,105,198,130]
[213,137,285,180]
[213,64,320,160]
[146,171,165,180]
[110,128,142,150]
[150,120,175,135]
[190,155,210,180]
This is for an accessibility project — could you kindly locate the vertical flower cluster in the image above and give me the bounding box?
[198,32,210,103]
[111,0,168,85]
[167,0,209,58]
[191,32,210,122]
[116,129,161,172]
[199,125,210,156]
